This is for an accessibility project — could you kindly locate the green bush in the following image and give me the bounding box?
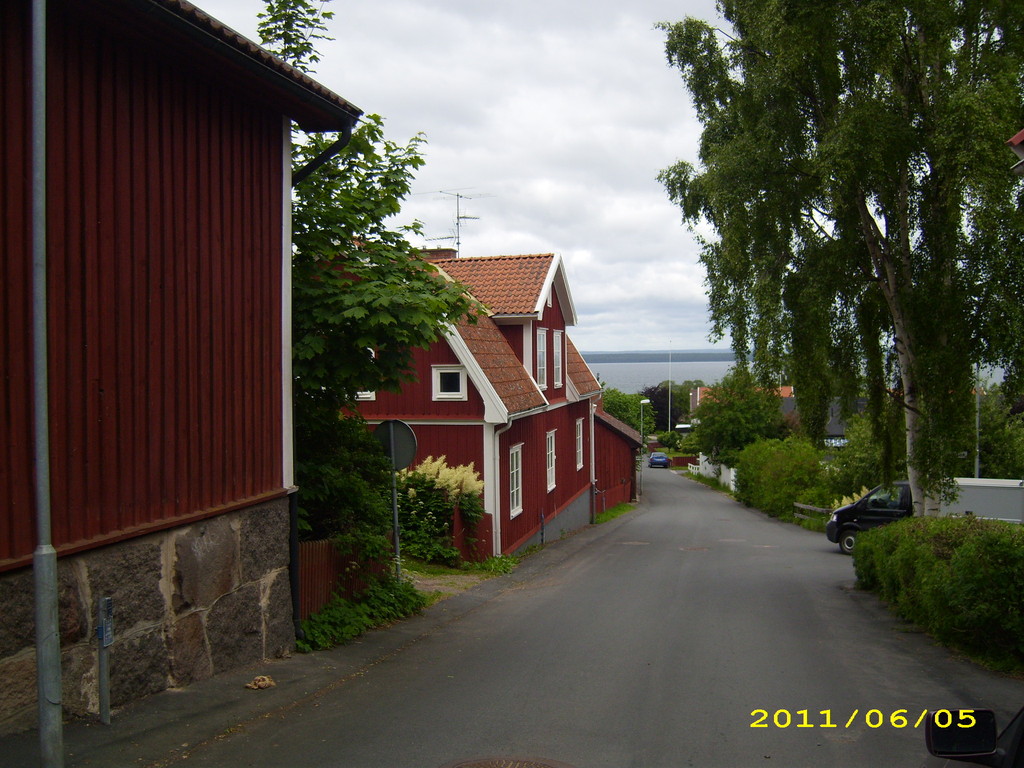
[297,575,426,652]
[855,516,1024,671]
[397,456,484,566]
[734,437,830,518]
[658,430,684,451]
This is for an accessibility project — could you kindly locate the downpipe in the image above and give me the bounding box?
[31,0,65,763]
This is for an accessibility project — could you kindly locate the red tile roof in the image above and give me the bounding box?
[430,254,555,316]
[595,409,643,448]
[566,336,601,397]
[454,314,546,415]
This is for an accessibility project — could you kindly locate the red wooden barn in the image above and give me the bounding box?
[1,0,360,733]
[358,251,641,555]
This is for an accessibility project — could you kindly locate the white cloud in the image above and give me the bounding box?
[198,0,724,351]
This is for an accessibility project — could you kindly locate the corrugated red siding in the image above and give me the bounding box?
[0,0,36,564]
[1,4,286,569]
[361,341,485,421]
[595,420,636,509]
[500,401,591,553]
[400,424,483,471]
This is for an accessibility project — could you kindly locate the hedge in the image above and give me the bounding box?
[734,437,830,518]
[855,516,1024,671]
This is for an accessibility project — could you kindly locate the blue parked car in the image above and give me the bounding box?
[648,451,671,468]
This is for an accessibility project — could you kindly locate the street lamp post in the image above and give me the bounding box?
[639,398,651,496]
[667,345,673,432]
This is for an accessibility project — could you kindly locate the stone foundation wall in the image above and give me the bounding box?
[0,497,293,736]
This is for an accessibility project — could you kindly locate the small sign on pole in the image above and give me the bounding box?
[372,420,417,578]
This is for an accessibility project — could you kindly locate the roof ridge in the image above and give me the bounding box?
[432,253,554,262]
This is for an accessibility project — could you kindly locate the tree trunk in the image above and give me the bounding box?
[856,195,938,516]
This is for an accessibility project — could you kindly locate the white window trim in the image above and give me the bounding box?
[432,365,467,401]
[553,330,563,388]
[356,348,376,400]
[546,430,557,491]
[536,328,548,389]
[510,443,523,519]
[575,418,584,470]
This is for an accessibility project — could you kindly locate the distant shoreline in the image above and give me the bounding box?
[581,349,736,365]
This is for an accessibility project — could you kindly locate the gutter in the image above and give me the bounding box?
[291,124,354,187]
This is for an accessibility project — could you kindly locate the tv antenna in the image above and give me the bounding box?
[432,190,492,255]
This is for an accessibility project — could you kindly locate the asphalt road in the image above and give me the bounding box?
[78,468,1024,768]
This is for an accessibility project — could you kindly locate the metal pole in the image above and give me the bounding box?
[389,421,401,578]
[31,0,65,763]
[667,345,672,432]
[639,400,645,497]
[975,363,981,478]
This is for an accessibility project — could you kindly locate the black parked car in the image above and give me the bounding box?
[825,481,912,554]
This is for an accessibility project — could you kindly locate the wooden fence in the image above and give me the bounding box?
[297,540,387,621]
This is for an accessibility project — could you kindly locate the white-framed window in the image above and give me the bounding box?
[536,328,547,388]
[575,418,584,470]
[356,349,376,400]
[553,330,563,388]
[546,430,557,491]
[509,443,523,518]
[432,365,467,401]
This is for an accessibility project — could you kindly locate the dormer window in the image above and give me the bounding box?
[432,365,467,401]
[536,328,548,389]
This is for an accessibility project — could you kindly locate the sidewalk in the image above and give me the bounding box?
[5,581,502,768]
[2,521,612,768]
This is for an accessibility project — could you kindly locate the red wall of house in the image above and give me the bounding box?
[1,0,34,568]
[397,424,483,473]
[499,400,592,553]
[360,341,485,422]
[595,421,637,510]
[1,4,287,569]
[498,323,524,362]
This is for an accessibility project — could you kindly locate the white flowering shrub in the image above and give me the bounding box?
[396,456,485,565]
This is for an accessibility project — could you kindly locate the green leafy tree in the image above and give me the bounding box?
[659,2,1024,514]
[974,385,1024,479]
[640,379,703,433]
[824,413,907,503]
[258,1,478,544]
[601,386,657,439]
[692,367,783,466]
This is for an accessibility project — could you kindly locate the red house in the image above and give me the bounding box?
[359,252,640,555]
[1,0,360,733]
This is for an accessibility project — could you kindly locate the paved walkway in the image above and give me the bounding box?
[3,525,593,768]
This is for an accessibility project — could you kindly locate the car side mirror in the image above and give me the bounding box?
[926,709,999,764]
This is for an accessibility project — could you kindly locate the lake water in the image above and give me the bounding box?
[583,360,736,394]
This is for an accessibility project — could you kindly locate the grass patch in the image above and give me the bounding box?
[684,472,730,493]
[595,502,634,525]
[795,515,828,533]
[403,554,520,577]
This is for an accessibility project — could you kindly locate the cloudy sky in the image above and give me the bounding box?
[200,0,726,351]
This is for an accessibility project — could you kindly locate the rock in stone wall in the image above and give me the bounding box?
[0,497,294,736]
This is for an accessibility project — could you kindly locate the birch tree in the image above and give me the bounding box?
[659,0,1024,513]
